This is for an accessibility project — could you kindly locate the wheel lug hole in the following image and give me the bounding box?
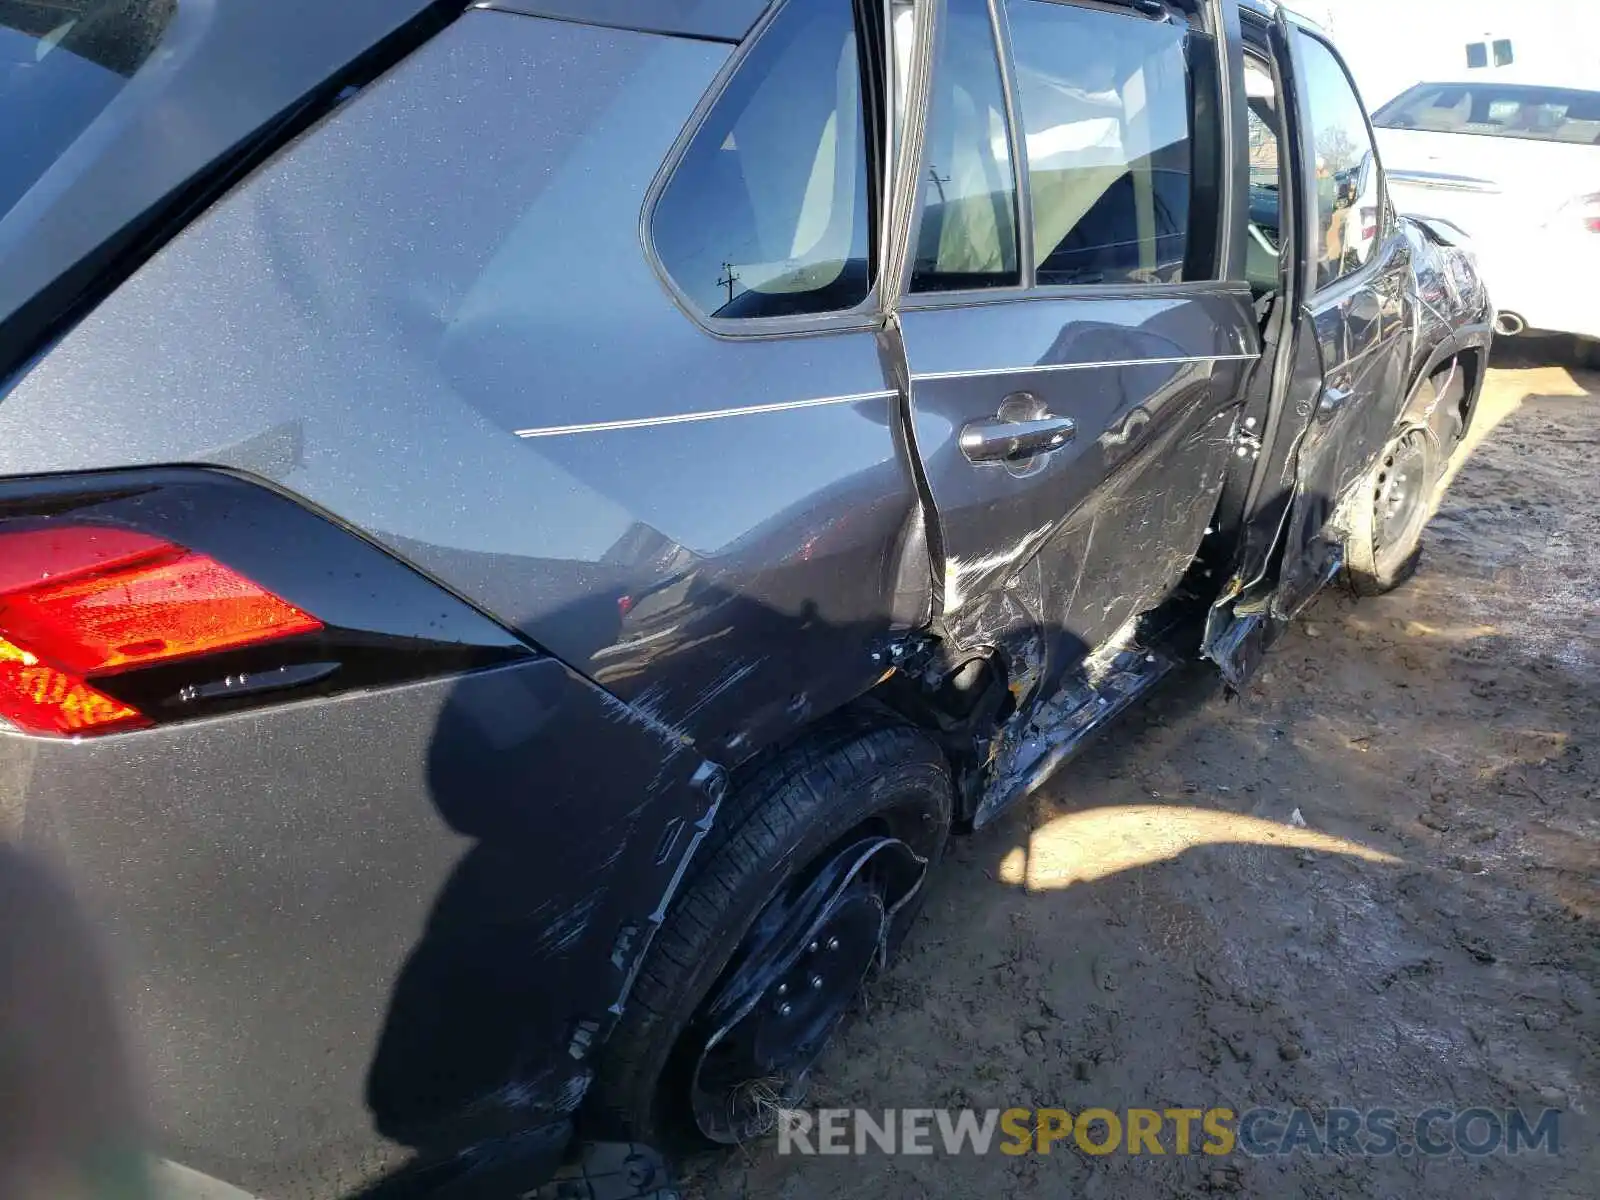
[826,937,840,952]
[778,1002,793,1017]
[810,975,824,990]
[776,983,788,996]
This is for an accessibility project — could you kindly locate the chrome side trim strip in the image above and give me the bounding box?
[513,389,897,439]
[911,352,1259,383]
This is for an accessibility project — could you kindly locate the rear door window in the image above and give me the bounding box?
[909,0,1019,292]
[1005,0,1204,287]
[0,0,176,221]
[651,0,872,322]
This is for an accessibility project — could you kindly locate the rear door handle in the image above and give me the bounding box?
[960,409,1077,464]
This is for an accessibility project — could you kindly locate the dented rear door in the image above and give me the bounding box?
[895,0,1258,691]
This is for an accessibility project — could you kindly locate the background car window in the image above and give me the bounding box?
[652,0,870,320]
[1005,0,1197,287]
[1373,82,1600,146]
[1296,33,1383,291]
[910,0,1019,292]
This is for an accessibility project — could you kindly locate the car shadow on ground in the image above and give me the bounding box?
[1489,332,1600,376]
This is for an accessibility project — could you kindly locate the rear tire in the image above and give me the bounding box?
[587,721,953,1151]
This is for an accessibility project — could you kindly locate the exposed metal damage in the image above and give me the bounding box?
[598,683,698,749]
[941,520,1056,615]
[976,619,1176,828]
[1202,210,1492,687]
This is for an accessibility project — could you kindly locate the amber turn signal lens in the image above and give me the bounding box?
[0,526,321,737]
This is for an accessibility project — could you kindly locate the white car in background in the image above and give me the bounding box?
[1372,79,1600,347]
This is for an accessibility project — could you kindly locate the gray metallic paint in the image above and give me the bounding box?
[0,0,451,365]
[478,0,769,42]
[1203,6,1492,678]
[0,12,915,1191]
[14,658,719,1196]
[0,12,925,761]
[0,1,1494,1195]
[888,0,1260,701]
[1263,14,1491,615]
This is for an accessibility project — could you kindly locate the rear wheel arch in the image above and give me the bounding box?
[1399,345,1483,441]
[584,718,955,1149]
[711,631,1020,830]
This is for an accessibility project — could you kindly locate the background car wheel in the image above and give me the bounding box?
[1342,419,1443,595]
[587,720,953,1151]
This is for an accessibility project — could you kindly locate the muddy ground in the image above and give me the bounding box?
[689,344,1598,1199]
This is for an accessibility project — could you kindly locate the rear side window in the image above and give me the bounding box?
[1374,82,1600,146]
[651,0,872,321]
[1005,0,1202,287]
[0,0,176,221]
[1296,33,1383,290]
[910,0,1019,292]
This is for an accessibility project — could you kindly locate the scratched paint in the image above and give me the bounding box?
[597,682,695,749]
[682,658,763,723]
[942,520,1057,614]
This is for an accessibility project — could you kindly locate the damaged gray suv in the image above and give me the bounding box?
[0,0,1490,1195]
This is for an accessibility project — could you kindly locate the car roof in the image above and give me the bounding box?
[1240,0,1331,36]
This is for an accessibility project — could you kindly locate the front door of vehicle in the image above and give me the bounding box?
[1266,12,1413,610]
[895,0,1259,703]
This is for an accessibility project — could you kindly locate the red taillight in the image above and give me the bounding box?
[1586,216,1600,235]
[0,526,321,736]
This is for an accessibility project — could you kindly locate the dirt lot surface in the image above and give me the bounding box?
[689,347,1598,1199]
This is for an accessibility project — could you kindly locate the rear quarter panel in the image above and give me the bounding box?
[0,6,926,1193]
[8,659,722,1196]
[0,9,923,763]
